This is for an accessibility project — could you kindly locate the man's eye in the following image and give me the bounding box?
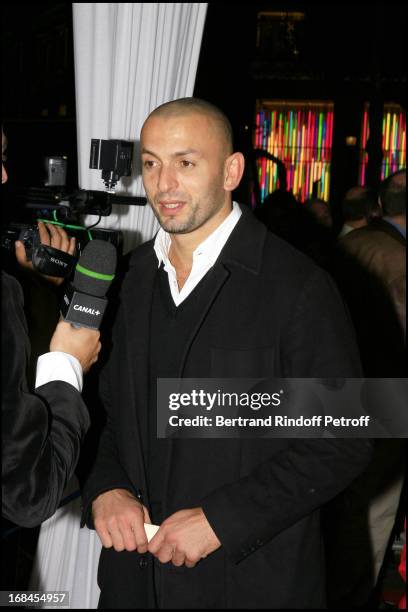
[143,160,156,168]
[180,160,194,168]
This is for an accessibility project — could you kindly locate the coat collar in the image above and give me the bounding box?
[219,203,267,275]
[371,217,406,245]
[126,203,268,274]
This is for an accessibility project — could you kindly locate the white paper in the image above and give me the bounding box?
[144,522,160,542]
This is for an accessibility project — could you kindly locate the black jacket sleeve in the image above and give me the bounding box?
[79,376,137,529]
[201,268,373,563]
[79,253,142,529]
[1,271,90,527]
[202,437,373,563]
[79,308,137,529]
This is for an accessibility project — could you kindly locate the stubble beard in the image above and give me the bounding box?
[149,192,225,235]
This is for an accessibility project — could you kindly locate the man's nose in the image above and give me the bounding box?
[157,165,178,192]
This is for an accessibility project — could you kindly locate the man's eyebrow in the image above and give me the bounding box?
[172,149,201,157]
[141,148,201,157]
[141,148,157,156]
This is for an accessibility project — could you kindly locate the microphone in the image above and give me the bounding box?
[61,239,117,329]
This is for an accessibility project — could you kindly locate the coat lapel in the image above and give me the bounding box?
[162,207,268,507]
[120,246,157,498]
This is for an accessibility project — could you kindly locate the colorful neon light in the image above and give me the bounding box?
[359,103,406,185]
[254,101,334,203]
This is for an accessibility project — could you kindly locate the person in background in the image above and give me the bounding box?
[304,196,334,231]
[2,127,102,527]
[326,169,406,608]
[337,185,381,238]
[335,169,406,374]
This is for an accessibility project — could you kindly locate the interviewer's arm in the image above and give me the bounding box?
[35,322,101,391]
[1,272,99,527]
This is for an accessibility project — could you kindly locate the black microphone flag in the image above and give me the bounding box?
[61,239,117,329]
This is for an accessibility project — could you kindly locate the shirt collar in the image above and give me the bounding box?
[383,216,406,239]
[154,201,242,268]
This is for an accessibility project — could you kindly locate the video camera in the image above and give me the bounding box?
[1,139,147,277]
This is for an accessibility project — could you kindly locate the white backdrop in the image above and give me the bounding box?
[29,3,207,608]
[75,2,208,253]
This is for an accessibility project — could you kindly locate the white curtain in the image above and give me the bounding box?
[75,2,208,254]
[29,476,100,609]
[29,3,207,608]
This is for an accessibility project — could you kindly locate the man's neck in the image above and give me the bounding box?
[167,200,233,290]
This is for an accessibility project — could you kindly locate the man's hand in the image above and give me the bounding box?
[50,321,101,373]
[92,489,152,553]
[15,221,76,286]
[148,507,221,568]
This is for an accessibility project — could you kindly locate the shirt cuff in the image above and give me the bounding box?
[35,351,83,392]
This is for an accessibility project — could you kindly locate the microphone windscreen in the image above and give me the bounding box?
[73,239,117,297]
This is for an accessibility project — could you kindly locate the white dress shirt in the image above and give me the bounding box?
[153,201,242,306]
[338,223,355,238]
[35,352,83,392]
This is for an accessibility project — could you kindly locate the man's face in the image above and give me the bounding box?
[141,113,231,235]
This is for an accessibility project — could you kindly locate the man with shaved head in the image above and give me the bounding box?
[139,98,237,240]
[147,97,234,153]
[82,98,372,609]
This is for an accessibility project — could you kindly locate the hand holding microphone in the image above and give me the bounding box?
[50,239,117,372]
[50,321,101,374]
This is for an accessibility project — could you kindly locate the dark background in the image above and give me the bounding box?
[2,3,406,209]
[1,1,406,594]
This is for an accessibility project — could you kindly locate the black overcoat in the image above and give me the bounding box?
[82,205,373,609]
[2,271,90,527]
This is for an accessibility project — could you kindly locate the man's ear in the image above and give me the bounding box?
[224,153,245,192]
